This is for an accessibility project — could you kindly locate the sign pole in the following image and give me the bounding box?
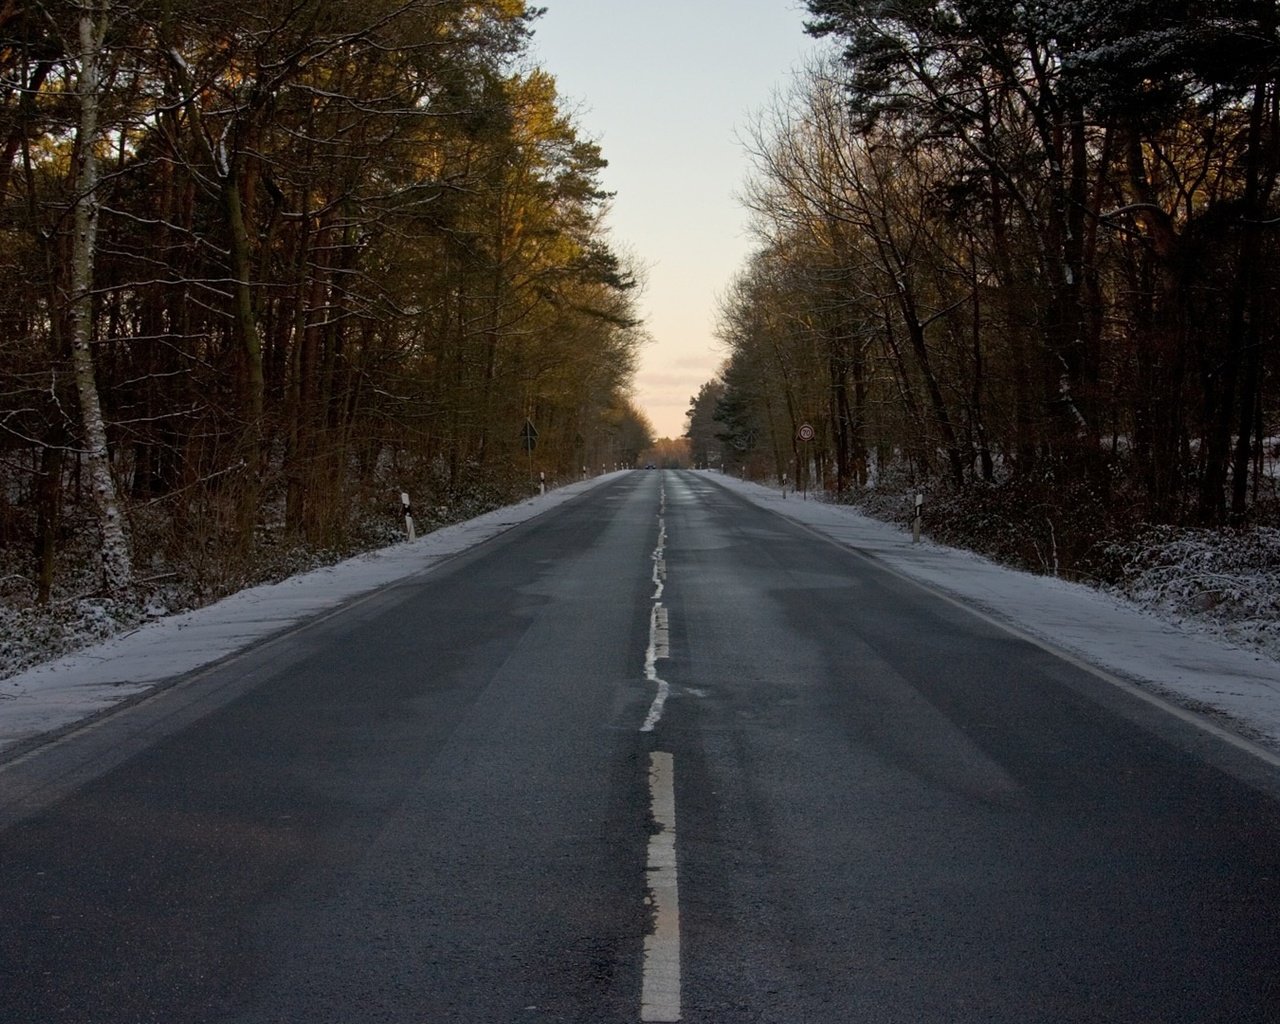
[796,423,815,501]
[400,491,415,542]
[520,419,539,485]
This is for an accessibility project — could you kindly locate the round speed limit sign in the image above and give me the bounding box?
[797,423,815,442]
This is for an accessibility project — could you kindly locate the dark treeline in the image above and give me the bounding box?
[1,0,652,605]
[692,0,1278,572]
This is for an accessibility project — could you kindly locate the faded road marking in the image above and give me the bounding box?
[641,751,681,1022]
[642,480,671,733]
[641,603,670,733]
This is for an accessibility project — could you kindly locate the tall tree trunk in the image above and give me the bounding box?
[889,268,966,489]
[970,254,994,483]
[71,0,133,596]
[1230,80,1278,522]
[829,345,852,492]
[880,312,928,472]
[223,165,265,546]
[1123,128,1185,520]
[1203,79,1267,524]
[35,428,65,605]
[850,334,868,487]
[158,33,264,547]
[1230,292,1265,522]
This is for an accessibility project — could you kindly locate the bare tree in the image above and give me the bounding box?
[70,0,134,596]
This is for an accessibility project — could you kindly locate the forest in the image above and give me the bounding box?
[0,0,654,659]
[689,0,1280,581]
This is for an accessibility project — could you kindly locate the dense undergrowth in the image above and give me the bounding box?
[0,464,542,680]
[837,465,1280,663]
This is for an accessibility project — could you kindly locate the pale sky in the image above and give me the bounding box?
[527,1,823,439]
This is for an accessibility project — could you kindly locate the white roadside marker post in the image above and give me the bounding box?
[401,491,415,542]
[912,492,923,544]
[540,471,546,496]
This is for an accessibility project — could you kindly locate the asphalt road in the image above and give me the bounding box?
[1,470,1278,1023]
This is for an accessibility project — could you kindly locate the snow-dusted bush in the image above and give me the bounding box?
[834,458,1138,582]
[0,459,536,681]
[829,467,1279,662]
[1102,526,1280,661]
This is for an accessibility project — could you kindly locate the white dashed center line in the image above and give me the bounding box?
[640,481,681,1020]
[641,603,671,733]
[641,750,681,1022]
[642,482,671,733]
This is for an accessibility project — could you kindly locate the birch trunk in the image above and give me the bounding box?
[71,0,133,595]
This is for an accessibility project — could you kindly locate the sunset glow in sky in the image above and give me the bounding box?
[528,1,823,438]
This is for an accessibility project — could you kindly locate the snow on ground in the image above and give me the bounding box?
[706,472,1280,754]
[3,468,1279,764]
[0,473,625,754]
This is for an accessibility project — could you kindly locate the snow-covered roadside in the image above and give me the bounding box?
[6,467,1279,763]
[0,473,626,755]
[703,472,1280,752]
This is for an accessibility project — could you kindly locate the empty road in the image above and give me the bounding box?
[1,471,1278,1022]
